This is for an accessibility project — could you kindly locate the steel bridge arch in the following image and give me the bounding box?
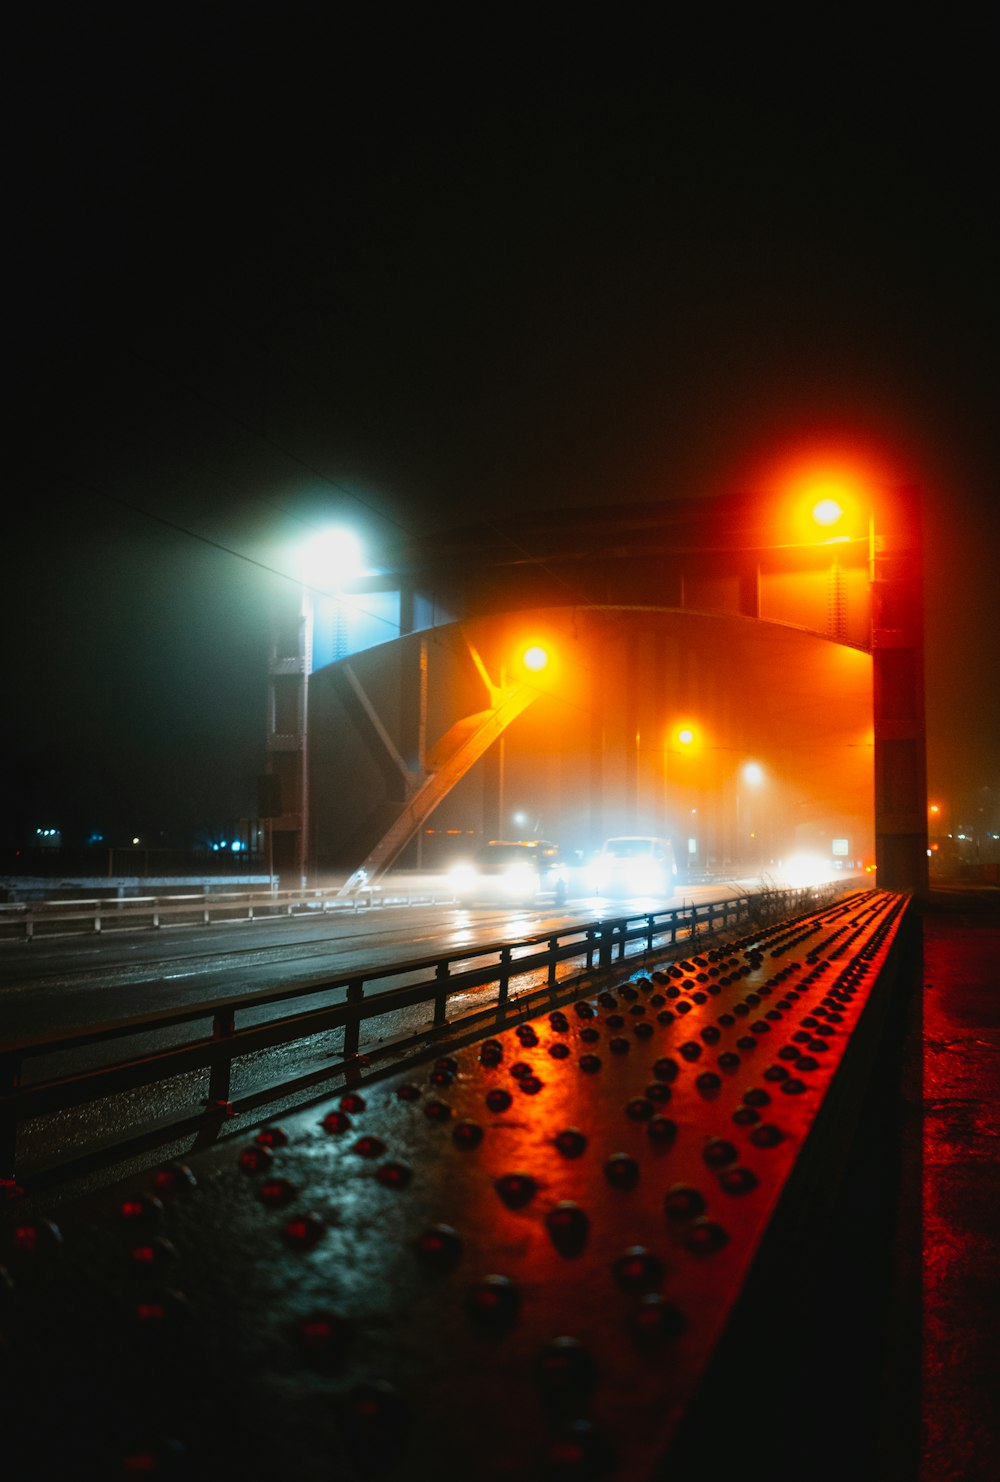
[264,490,927,894]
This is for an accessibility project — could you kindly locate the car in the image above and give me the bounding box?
[589,836,677,898]
[449,839,569,906]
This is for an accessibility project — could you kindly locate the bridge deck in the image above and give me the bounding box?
[2,890,917,1481]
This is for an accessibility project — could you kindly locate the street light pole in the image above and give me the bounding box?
[298,580,314,892]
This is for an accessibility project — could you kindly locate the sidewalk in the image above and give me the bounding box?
[919,889,1000,1482]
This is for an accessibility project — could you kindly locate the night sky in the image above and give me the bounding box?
[7,10,998,850]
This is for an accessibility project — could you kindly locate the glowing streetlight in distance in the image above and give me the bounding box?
[299,526,364,591]
[812,498,844,527]
[522,644,549,673]
[670,723,701,751]
[742,760,765,786]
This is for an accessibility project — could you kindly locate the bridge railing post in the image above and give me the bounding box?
[206,1007,235,1110]
[342,979,364,1063]
[433,962,450,1028]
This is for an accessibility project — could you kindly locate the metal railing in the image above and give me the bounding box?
[0,880,455,941]
[0,885,842,1185]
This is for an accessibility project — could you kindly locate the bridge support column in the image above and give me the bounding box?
[872,487,928,895]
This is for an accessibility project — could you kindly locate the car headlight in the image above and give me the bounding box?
[449,862,477,893]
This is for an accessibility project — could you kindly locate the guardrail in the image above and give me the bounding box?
[0,884,848,1186]
[0,880,454,940]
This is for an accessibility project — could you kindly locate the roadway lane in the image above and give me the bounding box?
[0,884,742,1039]
[1,883,754,1185]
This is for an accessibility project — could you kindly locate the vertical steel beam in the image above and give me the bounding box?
[872,488,929,894]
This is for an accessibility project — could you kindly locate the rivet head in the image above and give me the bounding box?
[625,1097,653,1121]
[629,1293,686,1347]
[296,1310,353,1366]
[545,1202,590,1256]
[545,1419,613,1477]
[423,1100,452,1120]
[549,1042,571,1059]
[486,1088,513,1112]
[495,1173,537,1209]
[466,1274,520,1331]
[518,1075,544,1095]
[415,1224,462,1272]
[679,1041,702,1061]
[129,1237,178,1273]
[119,1194,165,1226]
[537,1335,597,1403]
[702,1138,738,1168]
[321,1110,352,1134]
[684,1218,729,1254]
[256,1178,296,1208]
[604,1154,640,1189]
[282,1213,325,1251]
[480,1041,504,1066]
[647,1116,678,1144]
[340,1093,365,1113]
[749,1123,784,1147]
[663,1184,706,1220]
[634,1021,654,1039]
[695,1071,722,1096]
[510,1061,534,1080]
[452,1121,484,1150]
[239,1146,273,1175]
[652,1057,679,1083]
[719,1166,758,1195]
[578,1054,602,1074]
[396,1083,422,1101]
[613,1245,665,1292]
[742,1087,771,1107]
[343,1379,409,1462]
[151,1163,197,1196]
[352,1135,385,1159]
[579,1026,601,1044]
[645,1081,672,1104]
[11,1218,62,1255]
[554,1128,588,1158]
[376,1161,412,1189]
[255,1126,288,1148]
[132,1289,193,1334]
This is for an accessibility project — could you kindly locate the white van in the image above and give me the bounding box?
[590,836,677,898]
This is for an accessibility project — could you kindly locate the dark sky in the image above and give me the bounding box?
[7,9,999,847]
